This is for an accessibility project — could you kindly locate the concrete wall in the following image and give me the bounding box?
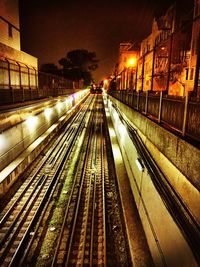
[0,0,38,68]
[0,43,38,68]
[110,95,200,191]
[0,0,20,50]
[0,0,19,28]
[0,90,89,171]
[0,90,89,196]
[0,19,20,51]
[105,94,199,267]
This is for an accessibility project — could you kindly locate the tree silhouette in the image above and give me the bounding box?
[39,50,98,87]
[59,49,98,86]
[40,63,59,75]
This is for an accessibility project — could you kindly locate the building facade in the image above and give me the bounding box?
[116,43,139,90]
[187,0,200,96]
[115,1,199,97]
[0,0,38,92]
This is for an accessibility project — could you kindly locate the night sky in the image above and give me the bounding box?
[18,0,189,82]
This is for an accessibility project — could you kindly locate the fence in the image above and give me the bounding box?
[0,58,80,105]
[109,90,200,143]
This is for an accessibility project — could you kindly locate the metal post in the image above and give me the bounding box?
[18,64,21,88]
[158,91,163,123]
[166,33,173,93]
[145,90,149,115]
[141,55,145,91]
[6,60,14,103]
[17,63,24,101]
[125,69,128,89]
[135,61,138,91]
[166,3,175,94]
[193,31,200,97]
[131,91,134,107]
[137,91,140,110]
[151,45,156,91]
[182,92,189,136]
[27,66,31,100]
[34,68,39,98]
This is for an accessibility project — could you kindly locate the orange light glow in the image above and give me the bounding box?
[127,57,137,68]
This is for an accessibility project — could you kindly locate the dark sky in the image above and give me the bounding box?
[19,0,181,82]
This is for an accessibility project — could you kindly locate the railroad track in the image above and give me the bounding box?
[51,96,107,266]
[0,95,94,267]
[0,95,131,267]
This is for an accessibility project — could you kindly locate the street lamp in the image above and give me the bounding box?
[127,57,137,68]
[126,56,137,90]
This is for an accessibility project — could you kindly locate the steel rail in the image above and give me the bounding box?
[89,105,98,267]
[101,105,107,267]
[50,97,95,266]
[9,96,94,267]
[1,96,93,266]
[52,95,107,266]
[65,105,96,266]
[0,173,47,249]
[0,174,50,264]
[0,99,86,225]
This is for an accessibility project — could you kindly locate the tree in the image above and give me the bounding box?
[59,49,98,86]
[40,63,59,75]
[66,49,98,71]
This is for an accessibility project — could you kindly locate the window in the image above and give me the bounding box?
[8,24,13,38]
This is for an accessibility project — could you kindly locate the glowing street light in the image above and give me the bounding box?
[127,57,137,68]
[125,56,138,90]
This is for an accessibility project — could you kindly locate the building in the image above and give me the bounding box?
[139,2,193,96]
[0,0,38,94]
[137,18,160,92]
[116,42,139,90]
[186,0,200,97]
[115,1,199,97]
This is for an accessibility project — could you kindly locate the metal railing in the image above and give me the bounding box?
[108,90,200,144]
[0,59,81,105]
